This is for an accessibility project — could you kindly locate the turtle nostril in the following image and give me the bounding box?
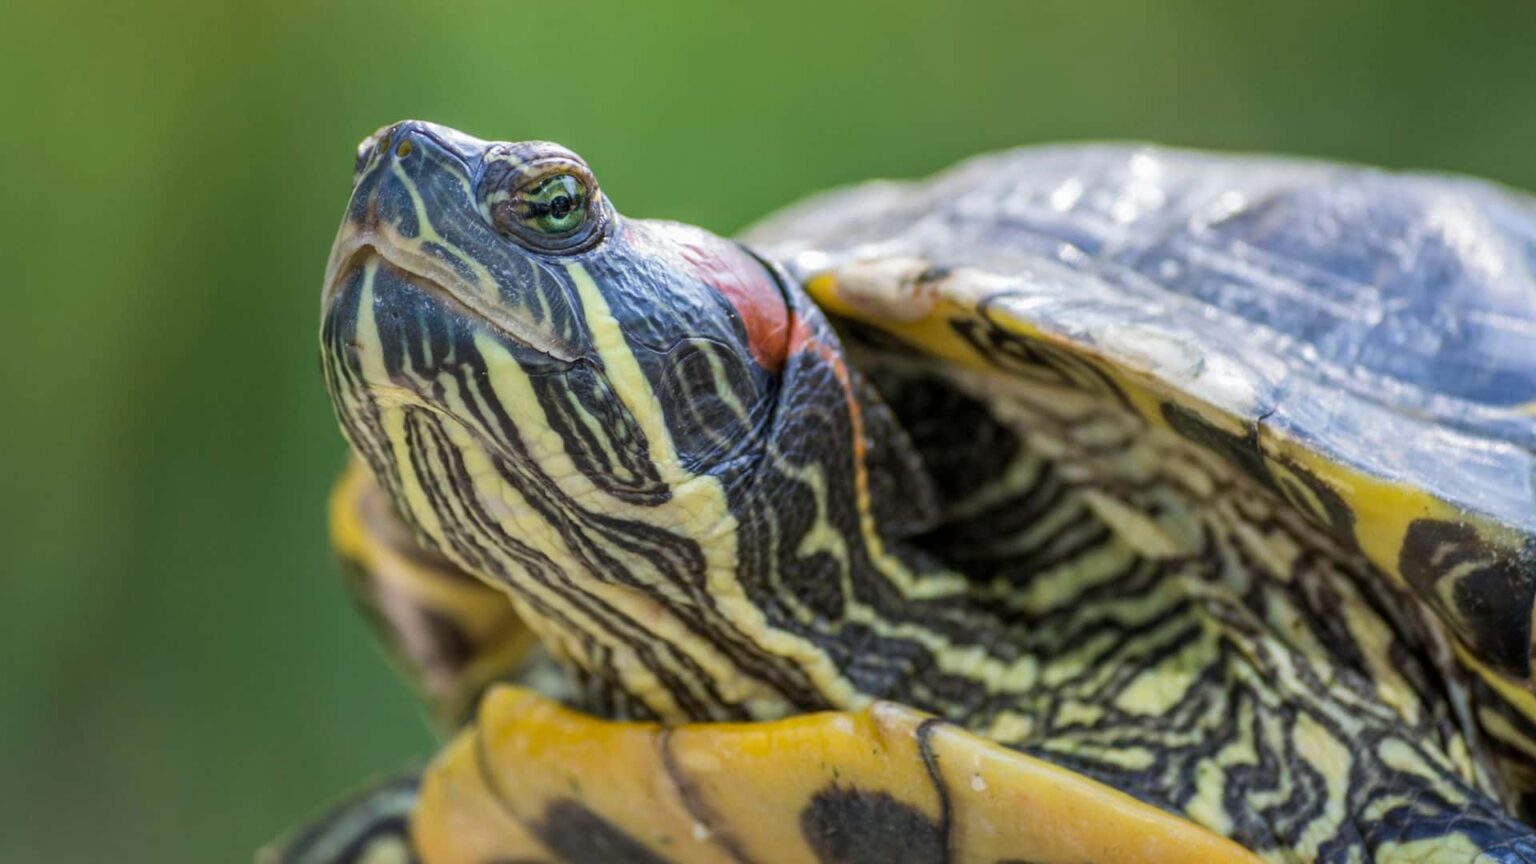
[353,124,399,177]
[361,123,398,154]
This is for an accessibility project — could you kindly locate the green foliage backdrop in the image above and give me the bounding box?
[3,1,1534,859]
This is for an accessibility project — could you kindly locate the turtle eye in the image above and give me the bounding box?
[487,168,603,253]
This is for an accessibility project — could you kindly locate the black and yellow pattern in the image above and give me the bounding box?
[277,122,1536,862]
[792,269,1534,859]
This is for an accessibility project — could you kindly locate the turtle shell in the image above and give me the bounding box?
[745,145,1536,682]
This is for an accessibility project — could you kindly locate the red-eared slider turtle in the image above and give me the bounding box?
[267,121,1536,863]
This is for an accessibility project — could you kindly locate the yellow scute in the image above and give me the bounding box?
[413,685,1262,863]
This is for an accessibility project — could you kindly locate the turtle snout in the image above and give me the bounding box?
[351,121,431,181]
[354,120,490,180]
[339,121,486,255]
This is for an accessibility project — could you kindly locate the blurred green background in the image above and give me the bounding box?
[4,1,1536,859]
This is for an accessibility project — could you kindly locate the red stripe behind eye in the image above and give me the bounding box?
[674,237,790,373]
[639,219,872,505]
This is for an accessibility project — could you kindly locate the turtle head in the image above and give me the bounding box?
[323,120,791,495]
[321,121,932,718]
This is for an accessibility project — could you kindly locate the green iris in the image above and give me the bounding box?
[518,174,588,236]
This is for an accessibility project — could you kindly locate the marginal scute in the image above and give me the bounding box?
[1162,402,1357,542]
[413,731,548,862]
[412,686,1260,864]
[1264,455,1357,543]
[1160,402,1271,492]
[947,298,1127,404]
[1400,519,1536,678]
[799,785,945,864]
[532,800,672,864]
[813,256,942,323]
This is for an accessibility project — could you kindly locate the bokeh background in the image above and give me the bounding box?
[5,1,1536,859]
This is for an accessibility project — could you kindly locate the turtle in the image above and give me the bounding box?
[265,120,1536,864]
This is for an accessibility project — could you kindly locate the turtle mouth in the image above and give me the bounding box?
[322,226,578,363]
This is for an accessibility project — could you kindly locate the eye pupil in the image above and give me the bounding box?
[523,176,585,234]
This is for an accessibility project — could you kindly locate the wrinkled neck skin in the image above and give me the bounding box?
[559,270,946,719]
[492,245,956,723]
